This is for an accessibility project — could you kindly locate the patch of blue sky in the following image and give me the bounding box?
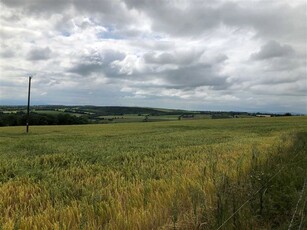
[96,31,124,40]
[61,31,71,37]
[96,24,125,40]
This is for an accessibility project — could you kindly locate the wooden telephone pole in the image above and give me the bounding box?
[26,76,32,133]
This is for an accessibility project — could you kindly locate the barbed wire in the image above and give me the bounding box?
[288,179,306,230]
[298,198,306,230]
[216,151,302,230]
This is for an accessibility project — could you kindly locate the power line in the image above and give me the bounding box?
[216,152,301,230]
[216,167,284,230]
[298,198,306,230]
[288,179,306,230]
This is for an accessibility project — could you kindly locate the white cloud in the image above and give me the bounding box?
[0,0,306,113]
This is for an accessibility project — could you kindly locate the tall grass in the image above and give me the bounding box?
[0,117,306,229]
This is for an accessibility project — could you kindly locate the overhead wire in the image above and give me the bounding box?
[216,150,303,230]
[288,179,306,230]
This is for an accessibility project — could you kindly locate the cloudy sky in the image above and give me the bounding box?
[0,0,306,113]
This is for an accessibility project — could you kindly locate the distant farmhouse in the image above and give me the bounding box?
[256,114,271,117]
[182,114,194,119]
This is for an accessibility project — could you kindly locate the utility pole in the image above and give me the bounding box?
[26,76,32,133]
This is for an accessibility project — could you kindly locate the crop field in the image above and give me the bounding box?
[98,114,183,123]
[0,117,306,229]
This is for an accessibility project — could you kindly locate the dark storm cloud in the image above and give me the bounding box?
[68,63,103,76]
[3,0,305,43]
[1,0,71,15]
[0,49,15,58]
[220,2,305,42]
[125,0,221,36]
[162,64,230,89]
[262,58,302,72]
[251,40,295,60]
[144,50,204,65]
[27,47,52,60]
[125,0,305,42]
[2,0,139,33]
[68,50,125,77]
[260,73,304,85]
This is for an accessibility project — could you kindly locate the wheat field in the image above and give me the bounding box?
[0,117,306,229]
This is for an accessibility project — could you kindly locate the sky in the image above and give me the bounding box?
[0,0,306,113]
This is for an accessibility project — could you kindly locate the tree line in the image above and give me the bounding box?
[0,112,89,126]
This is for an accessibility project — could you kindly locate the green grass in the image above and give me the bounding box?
[33,110,84,117]
[1,111,19,114]
[32,110,63,115]
[98,114,209,123]
[98,114,181,123]
[0,117,306,229]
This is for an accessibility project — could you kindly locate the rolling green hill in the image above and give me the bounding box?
[1,105,294,126]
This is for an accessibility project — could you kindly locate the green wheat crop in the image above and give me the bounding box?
[0,117,306,229]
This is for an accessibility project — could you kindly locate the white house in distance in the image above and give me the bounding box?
[256,114,271,117]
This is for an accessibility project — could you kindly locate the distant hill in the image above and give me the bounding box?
[76,106,194,116]
[0,105,297,127]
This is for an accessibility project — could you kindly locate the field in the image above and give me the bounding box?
[0,105,274,126]
[98,114,184,123]
[0,117,306,229]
